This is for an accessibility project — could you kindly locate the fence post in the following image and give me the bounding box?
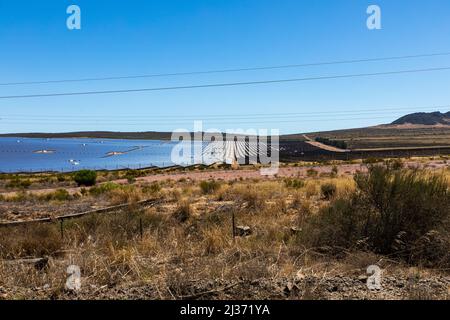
[232,211,236,239]
[60,219,64,239]
[139,218,143,240]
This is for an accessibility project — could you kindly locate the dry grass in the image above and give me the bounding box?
[304,181,319,199]
[172,200,192,223]
[107,186,144,205]
[0,163,448,300]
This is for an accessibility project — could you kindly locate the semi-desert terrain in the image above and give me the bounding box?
[0,156,449,300]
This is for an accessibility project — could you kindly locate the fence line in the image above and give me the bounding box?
[0,198,162,228]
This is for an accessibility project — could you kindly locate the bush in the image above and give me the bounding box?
[385,158,404,170]
[306,168,318,177]
[173,201,191,223]
[199,180,221,194]
[124,170,138,184]
[42,188,71,201]
[0,224,63,259]
[142,182,161,194]
[56,174,66,182]
[73,170,97,186]
[303,166,450,265]
[240,187,265,210]
[6,177,32,189]
[107,185,143,205]
[331,165,338,176]
[315,137,347,149]
[89,182,120,196]
[284,178,305,189]
[321,182,337,200]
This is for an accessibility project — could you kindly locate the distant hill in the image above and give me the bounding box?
[391,111,450,126]
[0,131,250,141]
[1,111,449,150]
[0,131,174,140]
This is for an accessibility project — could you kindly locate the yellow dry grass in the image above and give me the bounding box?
[0,161,448,299]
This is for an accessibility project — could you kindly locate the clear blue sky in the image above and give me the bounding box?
[0,0,450,134]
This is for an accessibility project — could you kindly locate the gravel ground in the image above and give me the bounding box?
[1,273,448,300]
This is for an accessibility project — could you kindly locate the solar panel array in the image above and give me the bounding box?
[201,139,276,165]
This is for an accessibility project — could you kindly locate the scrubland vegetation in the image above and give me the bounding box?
[0,160,449,299]
[315,137,348,149]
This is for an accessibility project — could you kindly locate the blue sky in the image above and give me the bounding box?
[0,0,450,134]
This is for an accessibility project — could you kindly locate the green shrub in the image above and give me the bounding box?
[303,166,450,265]
[315,137,347,149]
[199,180,221,194]
[6,177,32,189]
[73,170,97,186]
[126,176,136,184]
[123,169,141,183]
[284,178,305,189]
[89,182,120,196]
[321,182,337,200]
[142,182,161,194]
[42,188,71,201]
[20,179,32,188]
[306,168,318,177]
[56,174,66,182]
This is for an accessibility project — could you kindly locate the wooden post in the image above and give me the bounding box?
[60,219,64,239]
[232,211,236,239]
[139,217,143,240]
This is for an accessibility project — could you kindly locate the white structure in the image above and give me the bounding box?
[201,140,275,165]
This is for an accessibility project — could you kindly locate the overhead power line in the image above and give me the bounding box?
[1,51,449,86]
[1,105,448,120]
[4,105,449,124]
[1,66,450,100]
[0,109,446,124]
[0,115,397,126]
